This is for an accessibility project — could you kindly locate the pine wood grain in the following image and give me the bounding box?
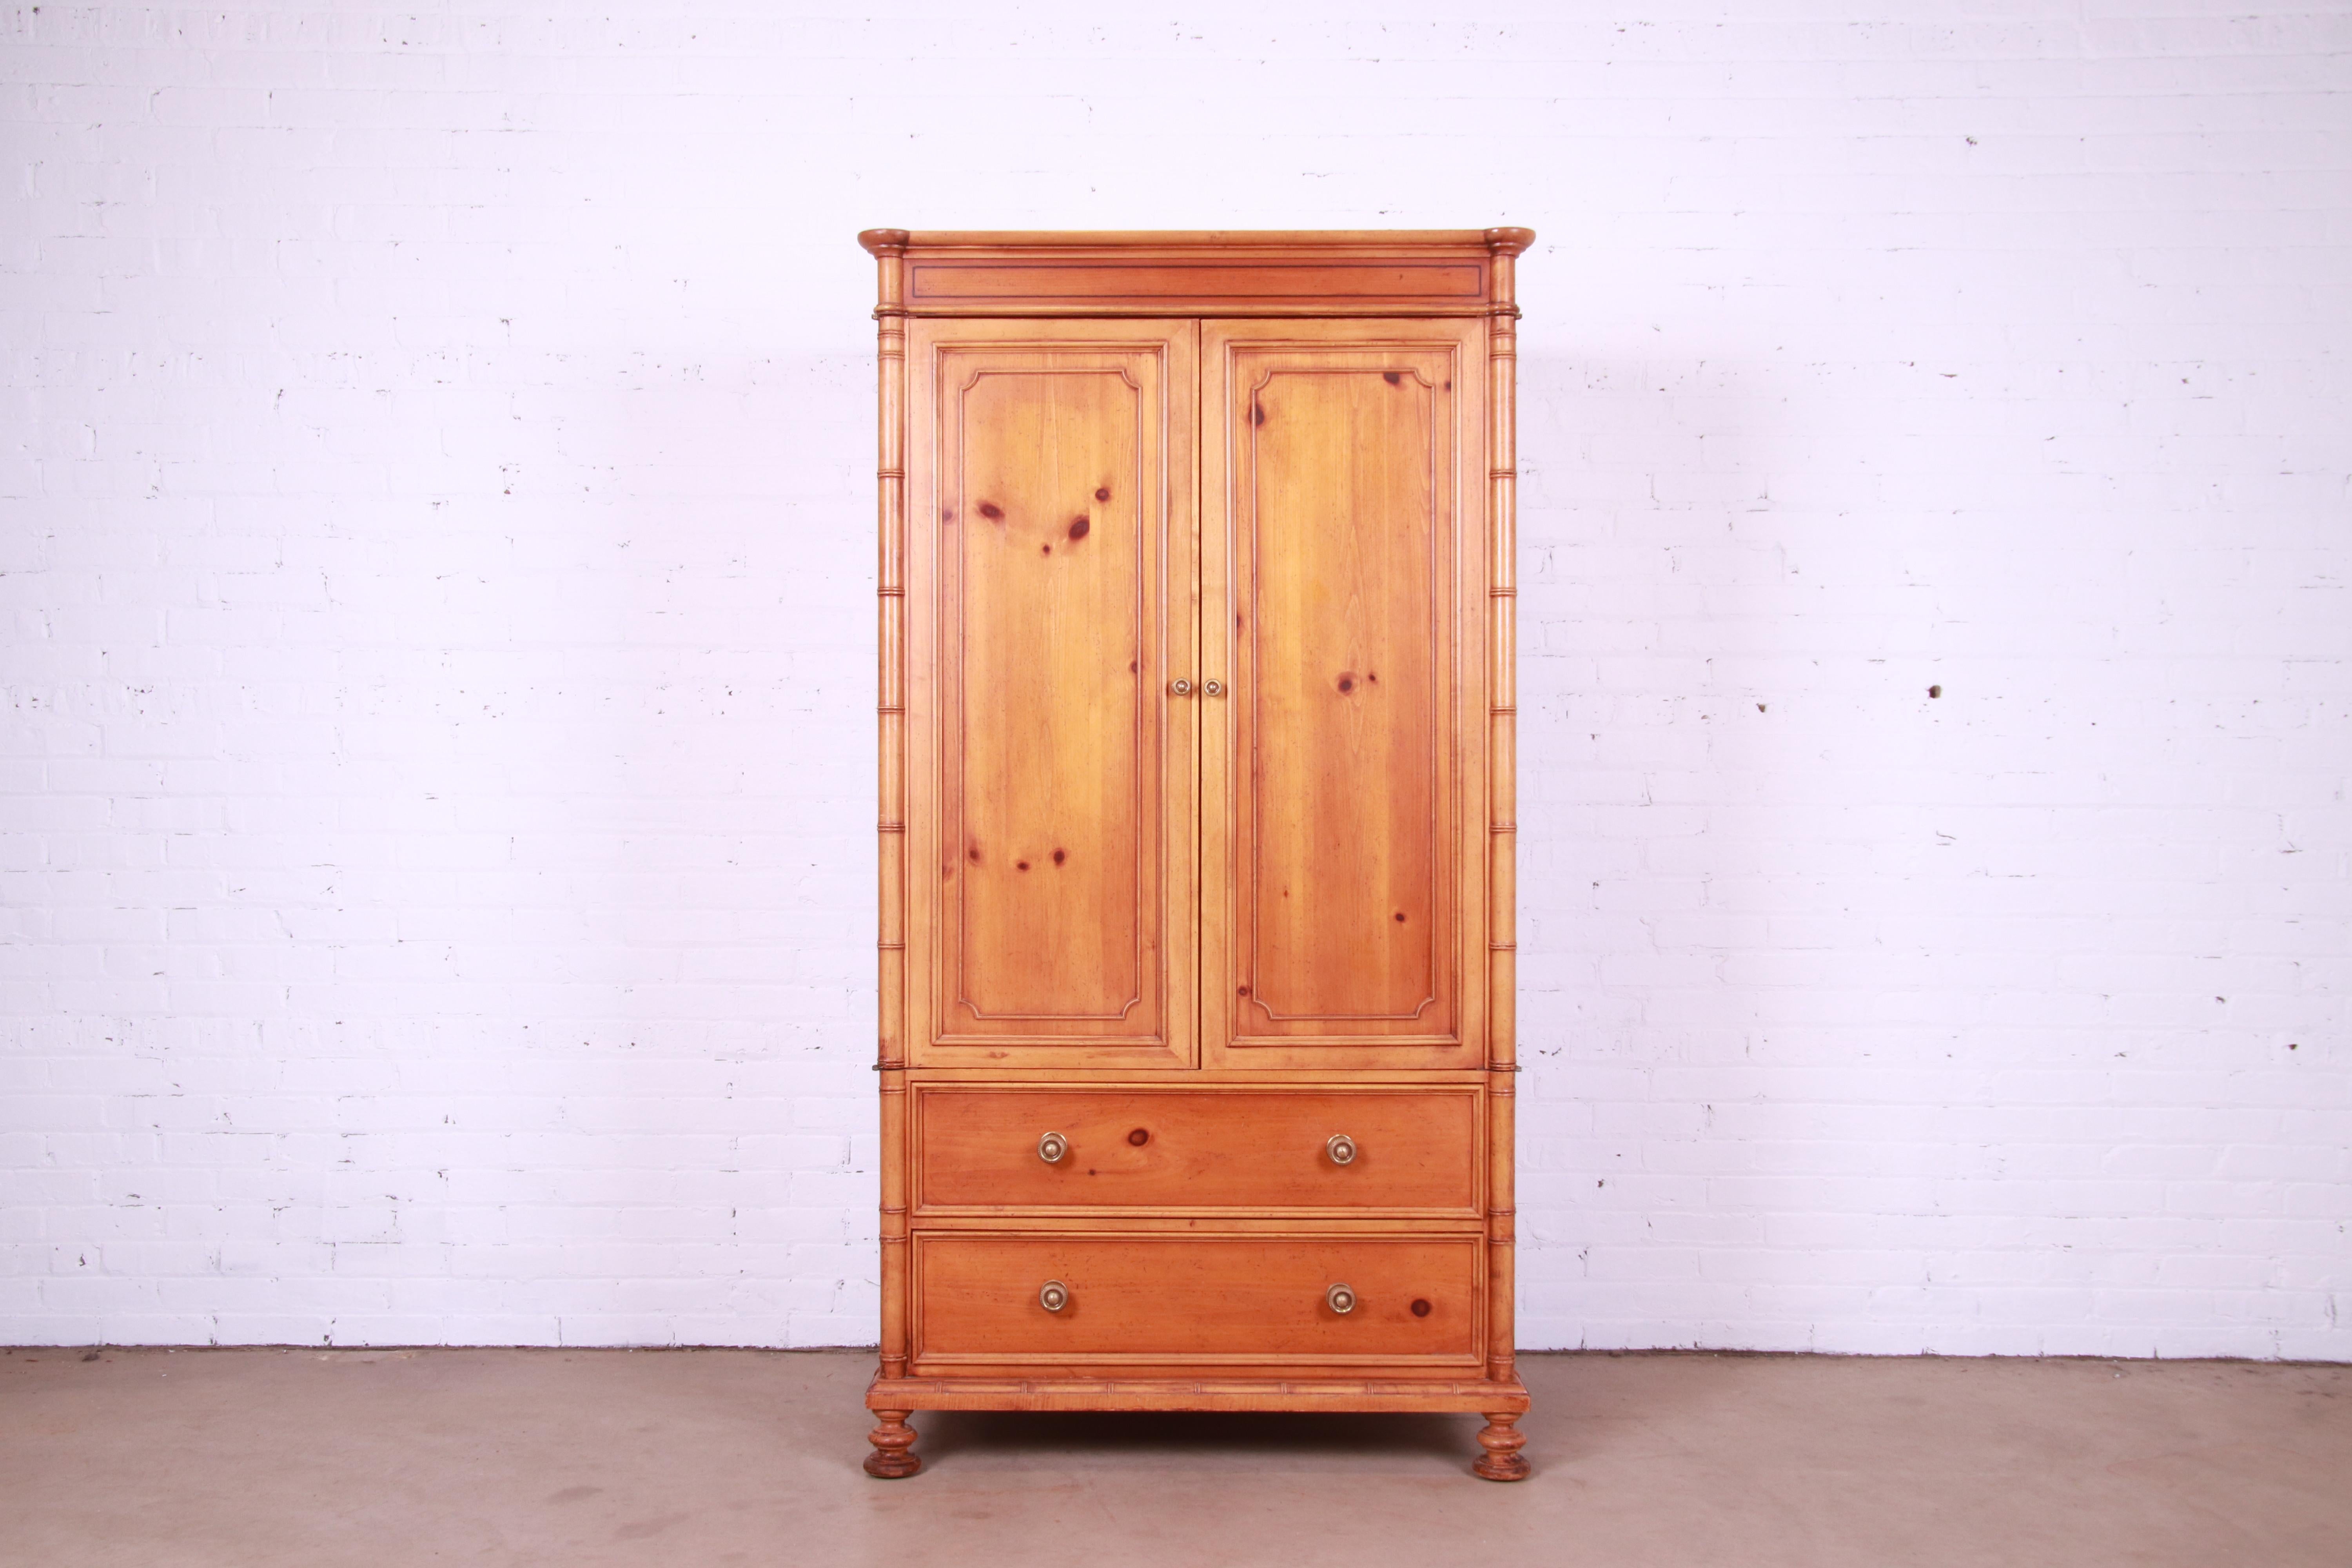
[910,1233,1482,1368]
[864,226,1530,1481]
[903,318,1199,1068]
[1199,318,1487,1067]
[866,230,1507,317]
[864,1375,1530,1414]
[913,1084,1480,1215]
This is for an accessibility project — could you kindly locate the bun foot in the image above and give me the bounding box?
[863,1410,922,1478]
[1472,1411,1530,1481]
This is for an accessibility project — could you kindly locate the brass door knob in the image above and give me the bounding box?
[1169,678,1192,696]
[1327,1282,1357,1315]
[1202,679,1223,696]
[1039,1280,1070,1313]
[1037,1131,1068,1163]
[1327,1133,1357,1165]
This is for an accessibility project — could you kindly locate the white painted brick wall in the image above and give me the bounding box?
[3,2,2346,1356]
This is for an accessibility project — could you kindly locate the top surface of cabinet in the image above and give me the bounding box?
[857,228,1536,317]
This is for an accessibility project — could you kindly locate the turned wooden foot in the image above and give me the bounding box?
[863,1410,922,1478]
[1472,1411,1530,1481]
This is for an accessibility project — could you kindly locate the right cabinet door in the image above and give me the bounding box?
[1199,319,1489,1069]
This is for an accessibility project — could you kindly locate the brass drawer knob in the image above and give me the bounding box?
[1039,1280,1070,1313]
[1202,679,1223,696]
[1169,678,1192,696]
[1326,1133,1357,1165]
[1037,1131,1068,1163]
[1326,1282,1357,1315]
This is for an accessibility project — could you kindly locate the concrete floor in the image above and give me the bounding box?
[3,1348,2346,1568]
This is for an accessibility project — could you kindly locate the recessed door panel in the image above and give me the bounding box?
[905,319,1198,1066]
[1201,320,1486,1066]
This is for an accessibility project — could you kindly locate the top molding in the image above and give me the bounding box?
[857,228,1534,318]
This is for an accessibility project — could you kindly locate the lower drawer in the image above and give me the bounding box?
[910,1232,1481,1368]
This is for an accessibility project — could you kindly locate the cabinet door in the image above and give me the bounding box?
[904,320,1198,1067]
[1200,319,1487,1068]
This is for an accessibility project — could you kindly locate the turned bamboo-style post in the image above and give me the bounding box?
[1476,225,1534,1483]
[858,227,922,1479]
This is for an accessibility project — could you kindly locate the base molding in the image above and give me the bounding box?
[865,1372,1529,1415]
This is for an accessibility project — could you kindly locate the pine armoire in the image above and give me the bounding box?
[858,228,1533,1481]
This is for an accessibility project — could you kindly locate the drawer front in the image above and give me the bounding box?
[911,1233,1481,1367]
[913,1086,1479,1214]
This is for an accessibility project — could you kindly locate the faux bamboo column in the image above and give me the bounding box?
[861,227,922,1476]
[858,229,920,1477]
[1481,228,1532,1465]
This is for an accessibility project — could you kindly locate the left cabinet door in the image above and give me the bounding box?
[903,319,1200,1068]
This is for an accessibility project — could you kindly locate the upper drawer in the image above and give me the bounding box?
[911,1085,1480,1216]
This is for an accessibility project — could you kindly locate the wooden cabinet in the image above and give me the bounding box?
[860,229,1532,1481]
